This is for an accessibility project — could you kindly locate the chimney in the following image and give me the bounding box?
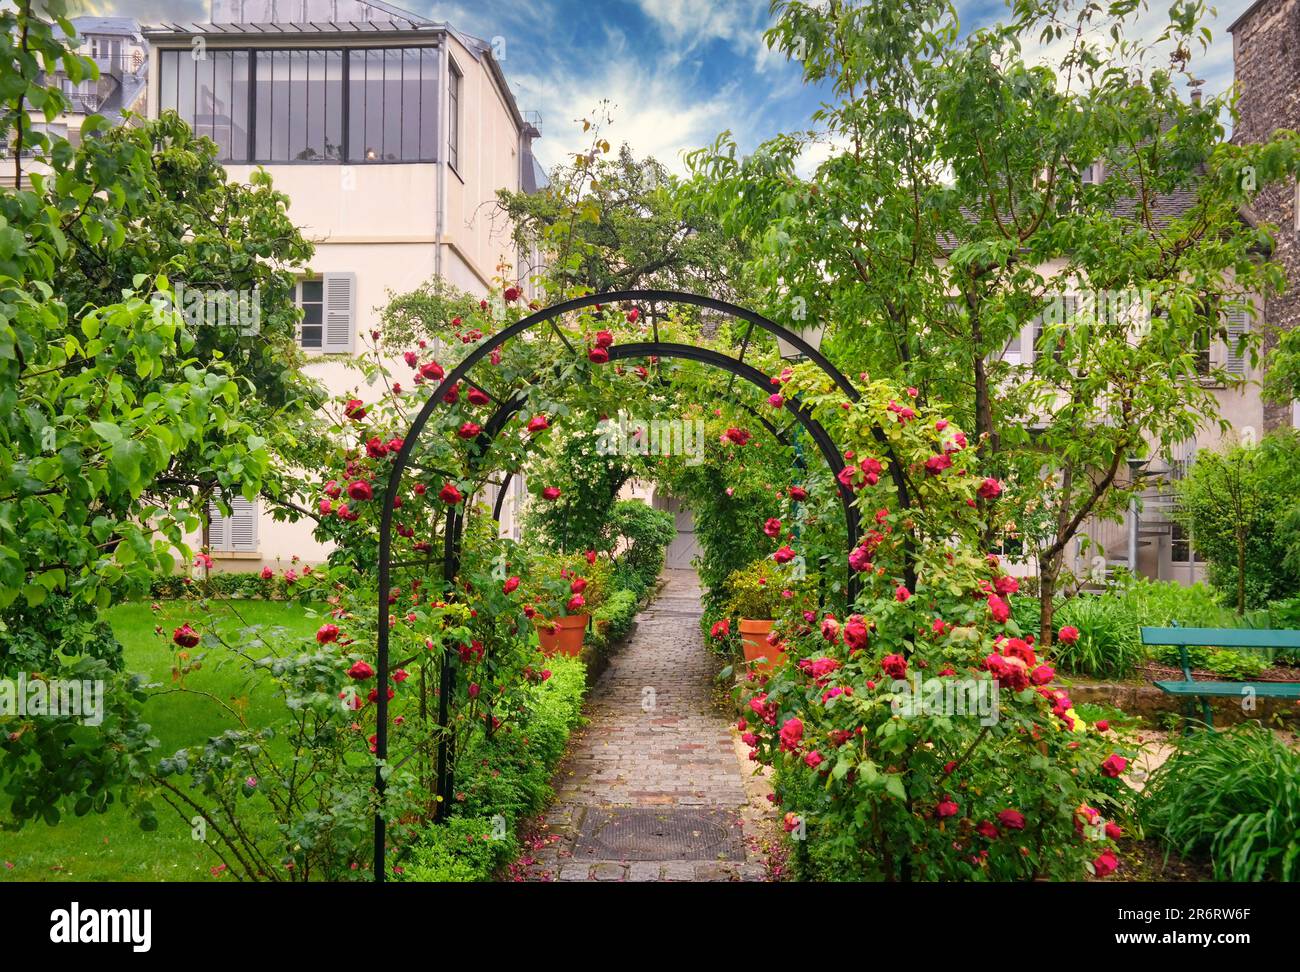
[1189,79,1204,106]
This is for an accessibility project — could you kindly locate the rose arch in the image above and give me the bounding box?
[370,289,913,878]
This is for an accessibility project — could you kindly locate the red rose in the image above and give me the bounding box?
[347,659,375,680]
[413,483,427,496]
[820,616,840,643]
[541,486,561,501]
[467,387,491,406]
[844,615,870,652]
[1095,719,1110,732]
[768,393,784,408]
[763,517,782,538]
[996,809,1026,831]
[504,286,521,302]
[173,624,200,648]
[975,820,1000,839]
[595,330,614,348]
[588,346,610,364]
[260,566,274,580]
[773,546,796,564]
[848,546,872,573]
[566,593,586,613]
[457,422,482,439]
[584,549,597,565]
[936,797,959,819]
[503,576,520,594]
[626,308,639,323]
[324,480,341,499]
[881,654,907,680]
[1030,664,1055,686]
[778,717,803,751]
[316,623,340,644]
[344,399,367,422]
[438,483,463,505]
[978,477,1003,500]
[570,577,588,594]
[788,486,808,501]
[1100,754,1127,778]
[987,594,1010,623]
[442,381,461,403]
[895,585,911,602]
[1058,625,1080,644]
[924,453,953,476]
[365,436,388,459]
[804,750,824,769]
[711,618,731,639]
[403,350,418,368]
[1092,849,1119,878]
[347,480,373,502]
[526,415,550,435]
[724,427,751,446]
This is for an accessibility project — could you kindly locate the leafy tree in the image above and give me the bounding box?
[1174,432,1300,612]
[681,0,1300,643]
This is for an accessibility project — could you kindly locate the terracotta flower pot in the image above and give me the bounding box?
[537,614,589,657]
[739,618,786,673]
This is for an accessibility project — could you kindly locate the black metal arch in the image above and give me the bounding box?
[372,290,865,880]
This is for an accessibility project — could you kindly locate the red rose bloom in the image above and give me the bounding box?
[503,576,520,594]
[1092,849,1120,878]
[347,659,375,680]
[881,654,907,680]
[458,422,482,439]
[588,346,610,364]
[595,330,614,348]
[344,399,367,421]
[541,486,561,501]
[763,517,782,538]
[173,624,200,648]
[996,809,1026,831]
[1100,754,1127,778]
[773,546,796,564]
[978,477,1003,499]
[788,486,808,501]
[316,623,340,644]
[438,483,463,505]
[936,797,959,819]
[347,480,373,502]
[467,387,491,406]
[844,615,869,652]
[778,717,803,752]
[976,819,1000,839]
[526,415,550,435]
[1058,625,1080,644]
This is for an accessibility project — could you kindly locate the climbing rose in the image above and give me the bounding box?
[324,480,341,499]
[467,387,490,406]
[438,484,463,505]
[316,624,340,644]
[848,546,873,573]
[1100,754,1127,778]
[365,436,388,459]
[1030,664,1056,686]
[1092,849,1120,878]
[881,654,907,680]
[1095,720,1110,732]
[566,594,586,613]
[778,717,803,751]
[924,453,953,476]
[570,577,587,594]
[711,619,730,639]
[768,393,784,408]
[503,576,520,594]
[820,616,840,644]
[419,360,444,381]
[978,477,1003,499]
[773,546,796,564]
[976,820,1000,839]
[319,498,333,515]
[724,427,751,446]
[895,585,911,602]
[541,486,562,501]
[595,330,614,348]
[403,350,418,368]
[804,750,824,769]
[763,517,782,538]
[987,594,1010,623]
[588,346,610,364]
[344,399,367,421]
[260,566,274,580]
[1058,625,1080,644]
[936,798,959,819]
[996,809,1026,831]
[347,480,373,502]
[585,549,597,565]
[457,422,482,439]
[843,615,869,652]
[626,308,639,323]
[503,286,521,302]
[788,486,808,501]
[173,624,200,648]
[526,415,550,435]
[347,660,375,680]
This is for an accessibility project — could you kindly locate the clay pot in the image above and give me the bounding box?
[537,614,589,657]
[739,618,786,672]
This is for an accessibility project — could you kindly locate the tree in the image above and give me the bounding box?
[1174,433,1300,612]
[682,0,1300,642]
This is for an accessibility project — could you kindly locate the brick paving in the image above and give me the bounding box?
[515,570,769,882]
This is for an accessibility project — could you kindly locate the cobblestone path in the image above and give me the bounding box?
[515,570,770,882]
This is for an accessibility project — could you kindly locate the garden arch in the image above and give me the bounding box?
[372,289,886,879]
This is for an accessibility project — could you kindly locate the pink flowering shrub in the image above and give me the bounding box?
[738,377,1136,881]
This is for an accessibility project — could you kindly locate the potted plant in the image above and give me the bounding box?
[722,558,805,672]
[527,551,610,657]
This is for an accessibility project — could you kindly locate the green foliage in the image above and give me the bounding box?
[1174,432,1300,612]
[148,569,324,602]
[400,815,520,882]
[522,549,613,618]
[587,588,640,655]
[1143,724,1300,881]
[1052,595,1145,680]
[722,557,810,622]
[604,500,676,595]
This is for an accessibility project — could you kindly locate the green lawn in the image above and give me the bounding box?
[1,599,320,882]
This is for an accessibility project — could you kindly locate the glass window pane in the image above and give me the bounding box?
[159,49,178,114]
[365,50,384,161]
[419,47,438,160]
[325,50,343,159]
[401,48,421,160]
[300,280,323,301]
[384,49,402,161]
[229,51,250,161]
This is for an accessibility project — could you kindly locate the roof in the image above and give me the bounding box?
[70,16,142,38]
[1227,0,1273,34]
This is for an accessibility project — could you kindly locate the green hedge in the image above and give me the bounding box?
[148,570,319,601]
[400,655,586,882]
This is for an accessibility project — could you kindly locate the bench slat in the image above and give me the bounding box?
[1140,626,1300,649]
[1154,680,1300,699]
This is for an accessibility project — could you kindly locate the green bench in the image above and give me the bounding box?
[1140,626,1300,730]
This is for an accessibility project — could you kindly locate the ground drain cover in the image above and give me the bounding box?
[572,808,745,861]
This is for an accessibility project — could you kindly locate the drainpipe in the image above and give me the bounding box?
[435,35,447,284]
[1128,496,1138,579]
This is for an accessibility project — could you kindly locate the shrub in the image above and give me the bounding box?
[522,550,614,618]
[1143,724,1300,881]
[604,500,677,593]
[399,816,520,882]
[721,558,813,622]
[1052,595,1145,679]
[587,588,640,655]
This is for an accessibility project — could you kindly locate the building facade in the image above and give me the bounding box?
[142,1,542,568]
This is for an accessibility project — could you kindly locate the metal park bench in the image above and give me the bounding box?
[1140,626,1300,730]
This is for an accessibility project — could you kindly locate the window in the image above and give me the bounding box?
[447,58,461,172]
[208,497,258,553]
[1193,323,1212,376]
[297,273,356,353]
[1033,293,1076,364]
[158,46,439,163]
[1223,308,1248,376]
[1170,522,1202,564]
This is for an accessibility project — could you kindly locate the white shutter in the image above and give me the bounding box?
[1223,309,1248,375]
[209,497,258,552]
[322,272,356,353]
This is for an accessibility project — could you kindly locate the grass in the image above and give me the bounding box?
[1,598,320,882]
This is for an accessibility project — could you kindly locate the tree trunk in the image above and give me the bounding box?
[1236,530,1246,615]
[1038,553,1061,649]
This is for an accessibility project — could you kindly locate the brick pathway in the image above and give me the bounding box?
[515,570,770,881]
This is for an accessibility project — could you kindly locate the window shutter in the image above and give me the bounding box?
[209,497,258,552]
[323,272,356,353]
[1223,309,1248,376]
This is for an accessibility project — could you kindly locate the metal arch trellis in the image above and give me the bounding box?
[372,289,874,881]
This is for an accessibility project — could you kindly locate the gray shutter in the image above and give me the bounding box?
[1223,309,1248,375]
[208,497,258,552]
[323,272,356,353]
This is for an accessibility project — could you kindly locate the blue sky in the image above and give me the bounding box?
[103,0,1257,173]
